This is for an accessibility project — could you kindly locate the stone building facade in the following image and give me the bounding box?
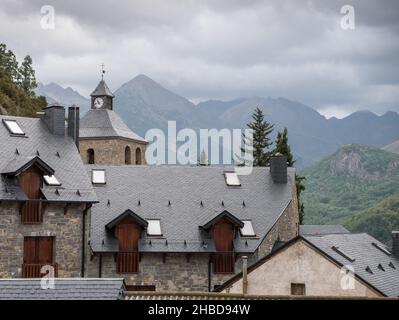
[0,203,90,278]
[80,138,146,165]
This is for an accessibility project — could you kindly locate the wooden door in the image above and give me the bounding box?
[23,237,55,277]
[116,221,141,251]
[19,166,41,199]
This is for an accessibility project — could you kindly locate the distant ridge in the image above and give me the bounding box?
[383,139,399,154]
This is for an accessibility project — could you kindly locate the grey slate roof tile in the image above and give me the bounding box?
[0,278,125,300]
[0,115,97,203]
[80,109,146,142]
[300,225,350,236]
[304,233,399,297]
[87,165,295,253]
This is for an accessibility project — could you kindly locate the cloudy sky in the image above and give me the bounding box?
[1,0,398,118]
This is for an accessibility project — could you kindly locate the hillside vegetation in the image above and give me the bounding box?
[0,43,46,116]
[301,144,399,243]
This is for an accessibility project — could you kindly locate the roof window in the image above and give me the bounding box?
[3,119,25,135]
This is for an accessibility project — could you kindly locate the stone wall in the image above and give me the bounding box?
[0,202,87,278]
[79,138,147,165]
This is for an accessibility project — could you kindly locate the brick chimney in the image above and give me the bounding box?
[41,105,65,135]
[270,153,288,183]
[67,105,80,149]
[392,231,399,258]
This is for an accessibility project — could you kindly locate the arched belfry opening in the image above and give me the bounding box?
[125,146,131,165]
[87,148,95,164]
[135,148,142,165]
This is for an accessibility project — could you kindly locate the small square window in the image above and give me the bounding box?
[147,220,162,236]
[3,119,25,135]
[240,220,256,237]
[43,175,61,186]
[92,169,106,184]
[224,172,240,186]
[291,283,306,296]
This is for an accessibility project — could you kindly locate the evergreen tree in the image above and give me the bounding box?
[0,43,19,82]
[273,127,306,224]
[18,55,37,95]
[239,107,274,166]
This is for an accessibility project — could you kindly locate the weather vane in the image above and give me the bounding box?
[101,63,105,79]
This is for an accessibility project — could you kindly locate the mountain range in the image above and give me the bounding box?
[36,74,399,168]
[300,144,399,243]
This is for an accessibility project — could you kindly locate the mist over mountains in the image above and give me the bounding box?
[37,74,399,168]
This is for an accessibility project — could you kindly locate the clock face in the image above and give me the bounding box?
[94,97,104,109]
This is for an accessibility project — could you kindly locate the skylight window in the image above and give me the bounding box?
[3,119,25,135]
[147,220,162,236]
[240,220,256,237]
[43,175,61,186]
[92,169,106,184]
[332,246,355,262]
[224,172,241,186]
[372,242,391,256]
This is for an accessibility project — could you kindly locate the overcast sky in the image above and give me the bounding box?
[1,0,398,118]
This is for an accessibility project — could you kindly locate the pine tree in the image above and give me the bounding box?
[0,43,19,82]
[18,55,37,95]
[273,127,306,224]
[239,107,274,166]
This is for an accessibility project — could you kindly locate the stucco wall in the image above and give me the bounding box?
[79,138,146,165]
[0,202,87,278]
[223,240,381,297]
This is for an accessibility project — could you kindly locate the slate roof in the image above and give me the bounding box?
[87,165,295,253]
[304,233,399,297]
[80,109,147,143]
[216,233,399,297]
[300,225,350,236]
[0,115,97,203]
[90,79,114,97]
[0,278,125,300]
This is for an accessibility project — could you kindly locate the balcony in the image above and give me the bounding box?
[117,252,139,274]
[213,251,235,274]
[20,200,46,224]
[22,263,58,278]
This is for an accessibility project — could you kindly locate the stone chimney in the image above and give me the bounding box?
[392,231,399,258]
[67,105,80,149]
[270,153,288,183]
[41,105,65,135]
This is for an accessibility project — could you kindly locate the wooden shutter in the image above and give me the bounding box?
[38,237,54,264]
[23,237,37,264]
[212,219,235,273]
[19,166,43,223]
[116,217,141,273]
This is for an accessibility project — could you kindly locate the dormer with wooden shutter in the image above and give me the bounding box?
[106,209,148,273]
[200,210,244,274]
[1,156,54,224]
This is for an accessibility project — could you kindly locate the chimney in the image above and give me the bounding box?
[270,153,288,183]
[67,105,80,149]
[242,256,248,295]
[392,231,399,258]
[41,105,65,135]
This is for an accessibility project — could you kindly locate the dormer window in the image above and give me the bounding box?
[224,172,240,186]
[92,169,106,184]
[240,220,256,237]
[3,119,25,136]
[43,175,61,186]
[147,220,162,236]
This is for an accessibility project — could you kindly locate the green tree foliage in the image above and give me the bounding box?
[239,107,274,166]
[0,43,46,116]
[18,55,37,95]
[274,127,306,224]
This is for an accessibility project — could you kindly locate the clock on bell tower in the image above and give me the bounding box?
[90,66,114,110]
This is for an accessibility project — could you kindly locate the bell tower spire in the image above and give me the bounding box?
[90,65,114,110]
